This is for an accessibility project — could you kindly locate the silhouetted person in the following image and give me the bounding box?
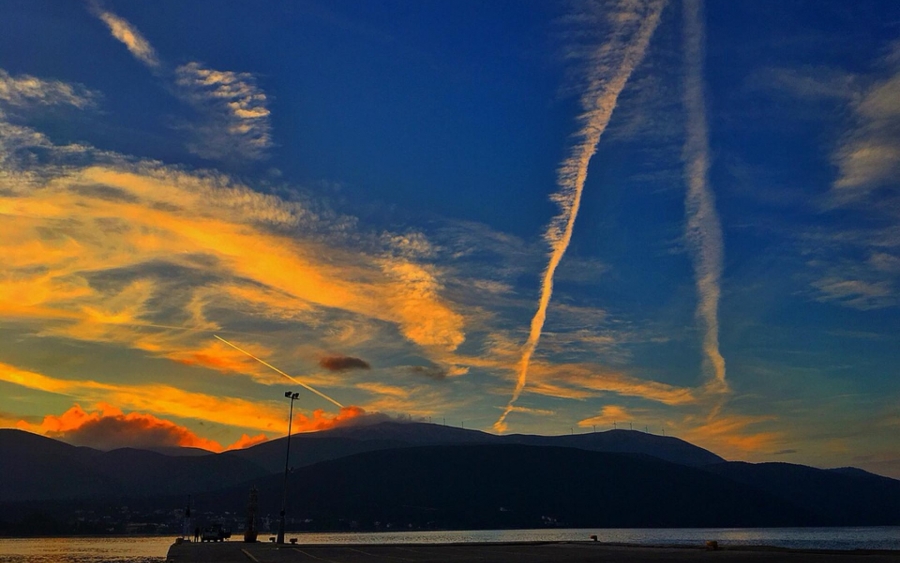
[194,526,200,542]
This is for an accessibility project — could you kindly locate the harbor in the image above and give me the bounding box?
[166,540,900,563]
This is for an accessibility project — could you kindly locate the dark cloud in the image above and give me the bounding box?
[319,355,370,372]
[407,365,446,381]
[773,449,798,455]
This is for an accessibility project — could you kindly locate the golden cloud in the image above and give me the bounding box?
[577,405,634,427]
[96,11,160,68]
[0,163,467,378]
[680,412,783,460]
[355,381,410,399]
[1,361,289,432]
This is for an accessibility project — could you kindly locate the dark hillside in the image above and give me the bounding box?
[199,444,815,529]
[705,461,900,526]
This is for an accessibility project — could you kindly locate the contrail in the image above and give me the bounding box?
[494,0,668,433]
[682,0,727,393]
[214,335,344,408]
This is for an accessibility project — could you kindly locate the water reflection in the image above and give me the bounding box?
[0,527,898,562]
[0,536,171,563]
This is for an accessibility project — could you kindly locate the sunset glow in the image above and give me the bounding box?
[1,0,898,479]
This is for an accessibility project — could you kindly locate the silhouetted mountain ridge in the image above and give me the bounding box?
[228,421,724,473]
[2,425,898,528]
[705,461,900,526]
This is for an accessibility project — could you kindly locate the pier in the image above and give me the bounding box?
[166,540,900,563]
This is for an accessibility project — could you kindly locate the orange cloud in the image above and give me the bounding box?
[0,163,467,379]
[168,339,264,376]
[446,331,695,411]
[19,403,271,452]
[292,405,370,432]
[21,404,225,451]
[578,405,635,427]
[226,433,269,450]
[525,361,696,405]
[0,361,283,432]
[681,413,783,460]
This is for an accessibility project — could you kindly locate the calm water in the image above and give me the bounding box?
[1,527,898,562]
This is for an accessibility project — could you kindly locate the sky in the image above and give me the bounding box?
[1,0,898,478]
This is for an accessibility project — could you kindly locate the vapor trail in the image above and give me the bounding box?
[494,0,667,432]
[214,335,345,408]
[682,0,727,393]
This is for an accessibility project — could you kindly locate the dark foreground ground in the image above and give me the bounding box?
[166,541,900,563]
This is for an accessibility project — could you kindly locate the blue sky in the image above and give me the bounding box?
[1,0,898,477]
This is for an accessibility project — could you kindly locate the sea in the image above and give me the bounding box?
[0,527,898,562]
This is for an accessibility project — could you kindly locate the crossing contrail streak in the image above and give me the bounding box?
[682,0,727,393]
[214,335,344,408]
[494,0,668,432]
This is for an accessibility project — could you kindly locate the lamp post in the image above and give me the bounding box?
[277,391,299,544]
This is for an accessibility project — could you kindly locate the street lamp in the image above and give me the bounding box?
[277,391,299,544]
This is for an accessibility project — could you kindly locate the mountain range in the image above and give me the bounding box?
[1,421,897,532]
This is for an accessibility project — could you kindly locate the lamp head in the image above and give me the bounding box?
[284,391,292,398]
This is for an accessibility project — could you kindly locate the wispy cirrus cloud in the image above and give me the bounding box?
[832,74,900,202]
[0,67,688,437]
[524,359,695,406]
[832,47,900,200]
[680,412,782,460]
[739,44,900,315]
[748,66,858,104]
[812,275,895,311]
[798,223,900,312]
[0,69,98,109]
[174,62,273,161]
[88,6,272,161]
[747,46,900,205]
[495,0,668,432]
[0,70,99,166]
[0,90,473,434]
[0,163,466,354]
[93,9,160,68]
